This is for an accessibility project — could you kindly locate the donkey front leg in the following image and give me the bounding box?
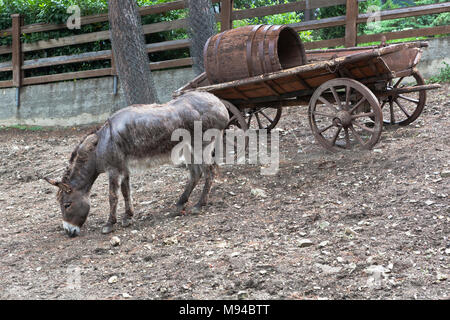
[120,173,134,227]
[102,172,120,234]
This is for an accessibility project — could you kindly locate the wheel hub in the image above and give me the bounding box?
[334,110,352,127]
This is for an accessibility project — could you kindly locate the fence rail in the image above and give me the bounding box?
[0,0,449,90]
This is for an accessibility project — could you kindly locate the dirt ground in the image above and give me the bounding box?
[0,85,448,300]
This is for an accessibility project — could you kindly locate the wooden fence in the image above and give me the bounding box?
[0,0,449,90]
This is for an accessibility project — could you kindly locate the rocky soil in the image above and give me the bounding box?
[0,85,448,300]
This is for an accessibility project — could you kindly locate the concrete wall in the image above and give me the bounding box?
[416,36,450,79]
[0,67,195,127]
[0,36,448,127]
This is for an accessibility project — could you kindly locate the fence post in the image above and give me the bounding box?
[220,0,234,32]
[11,14,23,106]
[345,0,358,48]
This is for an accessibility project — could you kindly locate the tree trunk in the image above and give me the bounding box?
[187,0,217,76]
[108,0,159,105]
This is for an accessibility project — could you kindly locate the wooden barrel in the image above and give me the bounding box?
[204,25,307,84]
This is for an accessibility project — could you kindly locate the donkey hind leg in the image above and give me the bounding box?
[171,164,203,217]
[191,164,216,215]
[102,171,121,234]
[120,173,134,227]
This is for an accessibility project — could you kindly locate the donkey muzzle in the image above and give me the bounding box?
[63,221,81,238]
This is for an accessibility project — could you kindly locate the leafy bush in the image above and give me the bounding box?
[428,61,450,83]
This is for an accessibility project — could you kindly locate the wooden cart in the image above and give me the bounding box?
[174,41,440,151]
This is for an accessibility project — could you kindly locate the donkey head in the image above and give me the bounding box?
[45,134,98,237]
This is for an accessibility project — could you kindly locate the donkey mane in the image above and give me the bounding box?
[57,128,101,201]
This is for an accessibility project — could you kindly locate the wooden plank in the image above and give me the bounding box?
[0,80,13,88]
[22,68,112,86]
[11,14,23,88]
[22,30,110,53]
[290,15,346,32]
[357,25,450,44]
[21,50,112,70]
[357,2,450,24]
[146,39,190,53]
[345,0,358,48]
[304,38,345,50]
[221,0,234,32]
[22,19,188,53]
[149,57,193,70]
[7,39,190,72]
[0,45,12,55]
[0,61,12,73]
[232,0,347,21]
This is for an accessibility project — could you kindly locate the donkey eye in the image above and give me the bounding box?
[64,203,72,209]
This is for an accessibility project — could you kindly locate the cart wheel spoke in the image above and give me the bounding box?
[394,98,411,118]
[331,127,342,146]
[313,111,336,118]
[398,94,419,104]
[345,86,351,110]
[319,124,335,134]
[331,87,342,109]
[353,121,375,133]
[393,77,405,88]
[247,113,253,127]
[318,96,338,113]
[255,113,263,129]
[344,127,351,149]
[349,97,367,114]
[260,110,274,123]
[351,112,375,119]
[349,124,365,146]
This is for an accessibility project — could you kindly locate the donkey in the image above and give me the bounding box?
[45,91,230,237]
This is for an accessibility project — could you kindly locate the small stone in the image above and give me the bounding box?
[110,236,121,247]
[425,200,435,206]
[298,239,314,248]
[316,263,342,274]
[436,273,447,281]
[237,291,248,300]
[108,276,118,284]
[440,170,450,178]
[318,241,329,248]
[365,265,390,275]
[251,188,267,198]
[122,292,132,298]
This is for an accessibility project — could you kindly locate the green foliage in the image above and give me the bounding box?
[0,124,45,131]
[359,0,450,36]
[233,0,312,42]
[427,61,450,83]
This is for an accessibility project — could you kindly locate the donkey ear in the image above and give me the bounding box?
[44,178,72,193]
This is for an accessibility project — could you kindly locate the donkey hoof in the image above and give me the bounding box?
[122,217,133,228]
[191,206,203,216]
[101,223,114,234]
[169,205,185,217]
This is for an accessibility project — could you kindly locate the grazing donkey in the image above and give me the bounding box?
[45,91,229,237]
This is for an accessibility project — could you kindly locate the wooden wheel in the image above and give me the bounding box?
[221,100,248,161]
[380,71,426,126]
[309,78,383,152]
[242,106,282,131]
